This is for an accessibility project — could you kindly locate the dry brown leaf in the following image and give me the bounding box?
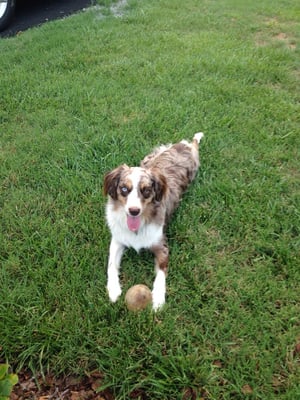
[293,342,300,357]
[70,391,81,400]
[91,379,103,391]
[212,360,223,368]
[241,384,253,395]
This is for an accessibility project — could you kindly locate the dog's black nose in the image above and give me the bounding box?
[129,207,140,216]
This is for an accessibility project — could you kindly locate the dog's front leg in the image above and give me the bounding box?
[107,237,125,303]
[151,241,169,311]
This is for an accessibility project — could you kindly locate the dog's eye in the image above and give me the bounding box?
[141,187,152,199]
[120,186,129,196]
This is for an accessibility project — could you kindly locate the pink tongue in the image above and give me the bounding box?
[127,215,141,232]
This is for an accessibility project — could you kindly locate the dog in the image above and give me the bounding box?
[103,132,204,310]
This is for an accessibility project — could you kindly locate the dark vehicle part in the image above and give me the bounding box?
[0,0,16,31]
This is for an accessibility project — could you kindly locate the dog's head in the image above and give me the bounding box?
[104,165,167,231]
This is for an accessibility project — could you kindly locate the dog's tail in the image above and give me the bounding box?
[192,132,204,150]
[180,132,204,150]
[193,132,204,144]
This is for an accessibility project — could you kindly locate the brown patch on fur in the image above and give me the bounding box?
[103,164,129,200]
[142,201,165,227]
[104,138,200,224]
[172,143,188,152]
[151,240,169,274]
[137,173,168,226]
[104,135,203,308]
[141,140,200,221]
[151,171,168,202]
[105,136,202,268]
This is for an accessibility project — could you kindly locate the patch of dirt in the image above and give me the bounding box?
[254,17,297,50]
[255,30,297,50]
[274,32,297,49]
[254,34,268,47]
[10,370,114,400]
[255,28,297,50]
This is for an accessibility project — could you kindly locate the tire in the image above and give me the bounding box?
[0,0,16,31]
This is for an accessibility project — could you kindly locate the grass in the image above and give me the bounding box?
[0,0,299,398]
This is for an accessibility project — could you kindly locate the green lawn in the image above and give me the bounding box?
[0,0,299,398]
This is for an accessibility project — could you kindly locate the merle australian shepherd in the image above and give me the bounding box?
[104,132,204,310]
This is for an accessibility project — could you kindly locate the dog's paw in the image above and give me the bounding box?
[152,269,166,311]
[107,282,122,303]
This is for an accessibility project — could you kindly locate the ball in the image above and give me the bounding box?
[125,284,152,311]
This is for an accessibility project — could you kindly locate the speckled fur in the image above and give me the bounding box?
[103,132,204,310]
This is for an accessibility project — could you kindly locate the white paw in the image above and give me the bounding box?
[152,269,166,311]
[152,289,165,311]
[107,282,122,303]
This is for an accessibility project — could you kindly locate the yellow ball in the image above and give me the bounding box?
[125,284,152,311]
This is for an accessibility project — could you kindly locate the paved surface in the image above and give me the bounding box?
[1,0,92,37]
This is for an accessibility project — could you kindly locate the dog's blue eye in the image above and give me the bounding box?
[120,186,129,196]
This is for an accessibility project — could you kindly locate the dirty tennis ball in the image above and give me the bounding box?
[125,284,152,311]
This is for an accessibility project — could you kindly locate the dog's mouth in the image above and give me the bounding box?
[127,215,141,232]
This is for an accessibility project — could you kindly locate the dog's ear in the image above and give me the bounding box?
[104,165,127,200]
[152,170,167,202]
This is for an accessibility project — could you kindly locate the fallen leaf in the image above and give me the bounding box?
[92,379,103,391]
[182,387,197,400]
[241,384,253,395]
[20,379,37,391]
[70,391,80,400]
[212,360,223,368]
[293,342,300,357]
[89,370,104,379]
